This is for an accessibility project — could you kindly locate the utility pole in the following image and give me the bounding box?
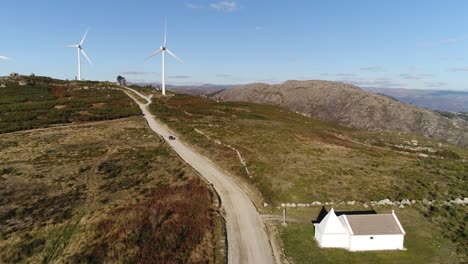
[282,208,287,226]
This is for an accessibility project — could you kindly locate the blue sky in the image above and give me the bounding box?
[1,0,468,90]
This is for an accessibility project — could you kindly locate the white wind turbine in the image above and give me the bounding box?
[66,30,92,81]
[145,19,184,96]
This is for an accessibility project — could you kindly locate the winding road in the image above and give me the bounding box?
[123,87,275,264]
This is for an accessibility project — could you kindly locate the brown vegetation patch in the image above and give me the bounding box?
[49,84,67,99]
[70,183,215,263]
[0,118,221,263]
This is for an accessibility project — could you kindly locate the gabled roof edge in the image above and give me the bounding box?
[392,210,406,235]
[342,215,354,235]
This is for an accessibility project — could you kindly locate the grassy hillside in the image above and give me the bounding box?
[144,92,467,262]
[148,93,467,203]
[0,118,224,263]
[0,80,225,263]
[0,76,140,133]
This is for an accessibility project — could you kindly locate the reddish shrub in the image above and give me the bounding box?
[80,182,214,264]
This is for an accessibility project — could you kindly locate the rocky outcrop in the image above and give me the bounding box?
[213,80,468,147]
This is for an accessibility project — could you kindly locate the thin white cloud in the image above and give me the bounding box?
[216,74,233,78]
[336,73,357,77]
[339,77,405,88]
[169,75,192,79]
[418,35,468,47]
[255,26,263,30]
[121,71,158,75]
[400,73,433,80]
[449,67,468,72]
[440,56,464,61]
[185,2,202,9]
[210,1,238,11]
[408,66,422,71]
[424,82,447,88]
[360,66,385,72]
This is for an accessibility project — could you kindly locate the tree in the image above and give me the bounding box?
[117,75,126,86]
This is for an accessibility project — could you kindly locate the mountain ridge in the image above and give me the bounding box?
[213,80,468,147]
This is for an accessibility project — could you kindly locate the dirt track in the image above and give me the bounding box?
[123,87,275,264]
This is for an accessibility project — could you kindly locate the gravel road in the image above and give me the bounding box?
[124,88,275,264]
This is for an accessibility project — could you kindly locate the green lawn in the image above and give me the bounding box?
[279,207,459,264]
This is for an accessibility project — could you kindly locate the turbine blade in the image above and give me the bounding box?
[166,49,184,63]
[144,49,163,61]
[164,18,167,46]
[80,29,89,45]
[65,44,78,48]
[81,49,93,65]
[0,56,11,60]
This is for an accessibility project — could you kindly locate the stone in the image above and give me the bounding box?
[377,199,392,205]
[401,199,411,205]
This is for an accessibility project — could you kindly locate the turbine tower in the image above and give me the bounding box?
[145,19,184,96]
[66,30,92,81]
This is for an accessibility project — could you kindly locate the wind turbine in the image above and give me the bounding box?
[66,30,92,81]
[0,56,11,60]
[145,19,184,96]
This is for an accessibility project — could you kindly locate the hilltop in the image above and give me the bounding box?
[213,80,468,147]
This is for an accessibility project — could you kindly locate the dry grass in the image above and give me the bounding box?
[143,92,467,262]
[0,117,223,263]
[147,93,467,204]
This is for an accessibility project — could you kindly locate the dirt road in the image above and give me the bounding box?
[123,88,275,264]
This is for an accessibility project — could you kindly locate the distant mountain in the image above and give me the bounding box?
[130,82,232,96]
[213,80,468,147]
[168,84,234,96]
[362,87,468,112]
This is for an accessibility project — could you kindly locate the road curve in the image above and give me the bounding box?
[123,87,275,264]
